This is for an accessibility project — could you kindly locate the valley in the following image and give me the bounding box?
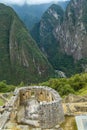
[0,0,87,129]
[31,0,87,76]
[11,1,69,30]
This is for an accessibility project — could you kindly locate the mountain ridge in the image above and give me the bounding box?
[31,3,76,76]
[9,1,69,30]
[0,3,54,84]
[31,0,87,76]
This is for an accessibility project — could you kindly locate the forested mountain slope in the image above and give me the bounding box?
[0,4,54,84]
[31,0,87,76]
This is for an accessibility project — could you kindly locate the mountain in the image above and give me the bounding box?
[57,1,70,10]
[11,3,52,30]
[31,0,87,76]
[0,4,54,85]
[10,1,69,30]
[31,4,66,72]
[54,0,87,71]
[55,0,87,61]
[31,4,76,76]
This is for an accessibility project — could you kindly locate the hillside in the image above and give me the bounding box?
[0,4,54,85]
[31,0,87,76]
[55,0,87,61]
[10,1,69,30]
[31,4,76,76]
[54,0,87,73]
[11,3,51,30]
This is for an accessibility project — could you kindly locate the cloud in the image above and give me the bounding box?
[0,0,25,5]
[27,0,65,4]
[0,0,66,5]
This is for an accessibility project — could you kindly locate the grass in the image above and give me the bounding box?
[76,86,87,96]
[61,116,77,130]
[0,98,5,106]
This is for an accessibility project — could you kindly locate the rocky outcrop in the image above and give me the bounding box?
[31,4,65,73]
[54,0,87,61]
[31,0,87,76]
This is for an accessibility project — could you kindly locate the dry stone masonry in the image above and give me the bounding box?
[0,86,64,130]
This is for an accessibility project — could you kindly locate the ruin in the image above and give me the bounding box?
[0,86,64,130]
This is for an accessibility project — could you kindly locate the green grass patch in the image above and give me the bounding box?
[76,86,87,96]
[61,116,77,130]
[0,98,5,106]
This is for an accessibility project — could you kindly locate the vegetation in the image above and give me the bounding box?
[0,4,54,85]
[0,71,87,101]
[82,0,87,31]
[61,116,77,130]
[0,80,16,93]
[12,3,51,30]
[11,1,69,30]
[31,3,87,77]
[1,72,87,98]
[56,57,87,77]
[40,73,87,97]
[0,98,5,106]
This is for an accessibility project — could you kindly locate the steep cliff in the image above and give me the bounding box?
[31,0,87,76]
[31,4,66,72]
[10,1,69,30]
[31,4,76,76]
[54,0,87,61]
[0,4,54,84]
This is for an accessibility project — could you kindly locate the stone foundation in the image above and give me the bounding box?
[0,86,64,129]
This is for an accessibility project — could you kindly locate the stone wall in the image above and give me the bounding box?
[0,86,64,129]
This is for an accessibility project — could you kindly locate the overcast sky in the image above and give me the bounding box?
[0,0,67,5]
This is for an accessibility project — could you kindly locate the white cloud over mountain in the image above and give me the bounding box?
[0,0,67,5]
